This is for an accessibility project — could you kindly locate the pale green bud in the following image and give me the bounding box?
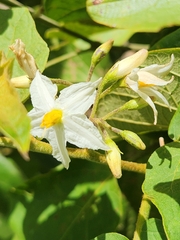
[9,39,38,79]
[120,130,146,150]
[87,40,114,81]
[10,75,31,88]
[105,138,122,178]
[120,97,148,111]
[91,39,114,67]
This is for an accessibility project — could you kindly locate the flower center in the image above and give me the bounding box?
[41,109,63,128]
[138,80,154,88]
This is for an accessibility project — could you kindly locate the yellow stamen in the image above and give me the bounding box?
[138,81,154,88]
[41,109,63,128]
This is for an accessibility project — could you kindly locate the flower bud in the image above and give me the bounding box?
[9,39,38,79]
[105,138,122,178]
[101,49,148,89]
[120,97,148,111]
[87,40,114,81]
[120,130,146,150]
[91,40,114,67]
[10,75,31,88]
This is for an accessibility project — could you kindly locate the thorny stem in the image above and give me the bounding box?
[0,136,146,174]
[133,194,151,240]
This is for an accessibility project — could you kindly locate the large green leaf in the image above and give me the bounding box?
[87,0,180,32]
[141,218,167,240]
[142,142,180,240]
[10,161,126,240]
[0,54,31,155]
[43,0,133,45]
[168,103,180,141]
[64,23,133,46]
[97,48,180,135]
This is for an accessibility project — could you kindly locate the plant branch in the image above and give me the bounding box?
[0,136,146,174]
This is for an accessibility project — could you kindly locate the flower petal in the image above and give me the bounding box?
[30,71,58,112]
[47,125,71,169]
[136,90,158,125]
[57,79,101,114]
[28,108,44,138]
[140,54,174,77]
[115,49,148,77]
[126,77,158,124]
[141,87,170,109]
[64,114,109,150]
[137,71,174,87]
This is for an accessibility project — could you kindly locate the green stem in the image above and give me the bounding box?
[90,79,126,119]
[46,51,80,69]
[90,79,105,118]
[86,64,95,82]
[89,89,101,119]
[0,136,146,174]
[102,105,126,120]
[133,194,151,240]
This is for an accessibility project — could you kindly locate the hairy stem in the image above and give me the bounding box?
[133,194,151,240]
[0,136,146,174]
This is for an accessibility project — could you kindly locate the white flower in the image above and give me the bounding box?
[125,54,174,124]
[103,49,148,82]
[28,71,108,169]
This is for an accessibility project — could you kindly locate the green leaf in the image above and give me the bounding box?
[97,48,180,135]
[65,23,133,46]
[141,218,167,240]
[44,0,133,46]
[11,160,126,240]
[151,28,180,50]
[0,54,31,155]
[44,0,87,21]
[92,232,129,240]
[168,103,180,141]
[0,7,49,76]
[142,142,180,240]
[87,0,180,32]
[0,7,49,101]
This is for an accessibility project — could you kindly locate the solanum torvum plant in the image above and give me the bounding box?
[7,39,174,179]
[1,2,180,240]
